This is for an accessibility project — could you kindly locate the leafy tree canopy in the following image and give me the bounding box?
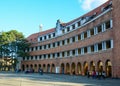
[0,30,24,45]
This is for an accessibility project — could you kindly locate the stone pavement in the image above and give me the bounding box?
[0,72,120,86]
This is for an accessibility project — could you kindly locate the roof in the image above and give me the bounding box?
[27,0,111,43]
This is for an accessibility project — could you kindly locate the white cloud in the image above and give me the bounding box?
[79,0,109,10]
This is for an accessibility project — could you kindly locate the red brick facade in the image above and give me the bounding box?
[21,0,120,78]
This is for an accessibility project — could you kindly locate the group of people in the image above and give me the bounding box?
[87,70,106,79]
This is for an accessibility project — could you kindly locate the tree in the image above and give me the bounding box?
[0,30,30,71]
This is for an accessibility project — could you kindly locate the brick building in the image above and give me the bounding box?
[21,0,120,78]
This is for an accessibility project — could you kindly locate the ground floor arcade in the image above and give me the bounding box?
[21,59,112,78]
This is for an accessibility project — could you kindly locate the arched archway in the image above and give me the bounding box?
[34,64,37,72]
[97,60,103,73]
[51,64,55,73]
[66,63,70,74]
[77,62,82,75]
[83,61,88,75]
[71,62,76,75]
[47,64,50,73]
[105,60,112,77]
[43,64,46,72]
[90,61,95,71]
[30,64,33,69]
[61,63,64,74]
[39,64,41,69]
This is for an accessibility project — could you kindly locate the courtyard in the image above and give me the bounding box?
[0,72,120,86]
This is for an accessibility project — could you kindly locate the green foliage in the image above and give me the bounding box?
[0,30,30,70]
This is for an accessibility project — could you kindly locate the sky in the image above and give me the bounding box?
[0,0,108,37]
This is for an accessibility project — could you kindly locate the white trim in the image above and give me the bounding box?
[111,40,113,48]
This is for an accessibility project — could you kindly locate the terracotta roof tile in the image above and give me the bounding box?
[27,28,55,42]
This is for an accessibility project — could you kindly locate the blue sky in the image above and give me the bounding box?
[0,0,108,37]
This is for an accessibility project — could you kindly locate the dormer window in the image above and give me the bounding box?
[40,37,42,41]
[48,34,51,38]
[53,33,55,37]
[44,36,46,40]
[72,24,75,29]
[77,21,81,27]
[67,27,70,32]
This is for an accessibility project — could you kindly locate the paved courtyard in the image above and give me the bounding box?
[0,72,120,86]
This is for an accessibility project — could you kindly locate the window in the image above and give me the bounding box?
[35,46,38,51]
[84,47,87,53]
[67,38,70,44]
[62,40,65,45]
[44,45,46,49]
[27,57,29,60]
[48,44,50,48]
[84,32,87,39]
[72,50,75,56]
[35,56,37,60]
[90,28,94,36]
[81,33,84,40]
[97,25,102,33]
[48,54,50,59]
[57,42,60,46]
[72,24,75,29]
[67,51,70,56]
[44,36,46,40]
[53,33,55,37]
[77,21,81,27]
[91,45,94,52]
[39,46,42,50]
[62,52,64,57]
[98,43,102,51]
[72,37,75,42]
[78,34,81,41]
[23,57,25,60]
[105,20,111,29]
[39,55,42,59]
[31,47,33,51]
[40,37,42,41]
[48,34,51,38]
[53,43,55,47]
[67,27,70,32]
[31,56,33,60]
[106,40,111,49]
[53,54,55,58]
[78,48,81,54]
[27,48,29,52]
[57,53,60,57]
[44,54,46,59]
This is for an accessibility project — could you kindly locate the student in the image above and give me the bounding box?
[87,71,90,78]
[102,71,106,79]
